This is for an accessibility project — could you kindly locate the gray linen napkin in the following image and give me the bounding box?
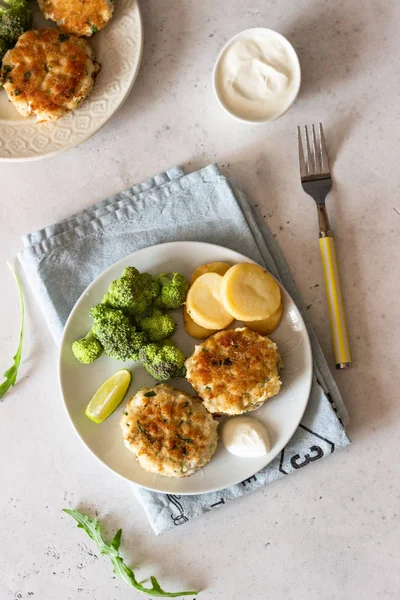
[18,164,350,535]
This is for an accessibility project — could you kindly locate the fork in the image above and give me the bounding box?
[297,124,352,369]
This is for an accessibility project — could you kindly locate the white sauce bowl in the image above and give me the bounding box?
[213,28,301,124]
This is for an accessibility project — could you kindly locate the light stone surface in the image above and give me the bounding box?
[1,1,400,598]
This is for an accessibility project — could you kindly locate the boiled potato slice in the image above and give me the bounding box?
[243,301,283,334]
[220,263,281,321]
[190,261,231,285]
[183,306,217,339]
[186,272,234,330]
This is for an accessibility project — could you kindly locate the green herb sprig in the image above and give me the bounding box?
[63,509,198,597]
[0,263,24,400]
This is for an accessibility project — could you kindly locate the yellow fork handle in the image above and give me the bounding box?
[319,235,352,369]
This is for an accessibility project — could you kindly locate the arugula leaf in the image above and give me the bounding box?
[0,263,24,400]
[63,509,198,597]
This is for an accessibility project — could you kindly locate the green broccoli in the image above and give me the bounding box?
[90,304,147,362]
[72,330,104,365]
[139,340,186,381]
[101,291,112,306]
[138,308,176,342]
[0,37,8,58]
[105,267,160,315]
[155,273,189,309]
[0,0,32,61]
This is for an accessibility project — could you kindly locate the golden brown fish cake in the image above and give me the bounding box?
[120,384,218,478]
[38,0,114,37]
[185,327,281,415]
[1,29,100,122]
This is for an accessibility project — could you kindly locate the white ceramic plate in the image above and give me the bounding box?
[0,0,143,161]
[59,242,313,494]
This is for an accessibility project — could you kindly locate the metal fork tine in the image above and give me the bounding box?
[304,125,314,175]
[297,126,307,178]
[318,123,330,174]
[311,124,321,174]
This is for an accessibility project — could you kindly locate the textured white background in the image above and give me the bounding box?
[1,1,400,599]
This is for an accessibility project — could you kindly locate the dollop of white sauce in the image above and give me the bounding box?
[215,29,300,121]
[221,416,271,457]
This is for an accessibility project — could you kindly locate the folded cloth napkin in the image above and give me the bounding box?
[19,164,350,535]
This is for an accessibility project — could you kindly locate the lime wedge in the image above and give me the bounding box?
[85,369,132,424]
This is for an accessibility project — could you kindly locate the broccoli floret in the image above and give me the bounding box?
[0,37,8,58]
[90,304,147,362]
[139,340,186,381]
[72,330,103,364]
[101,291,112,306]
[0,0,32,60]
[105,267,160,315]
[155,273,189,310]
[138,308,176,342]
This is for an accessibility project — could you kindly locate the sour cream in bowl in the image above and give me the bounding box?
[213,28,301,123]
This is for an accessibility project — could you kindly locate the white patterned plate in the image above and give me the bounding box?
[59,242,313,494]
[0,0,143,161]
